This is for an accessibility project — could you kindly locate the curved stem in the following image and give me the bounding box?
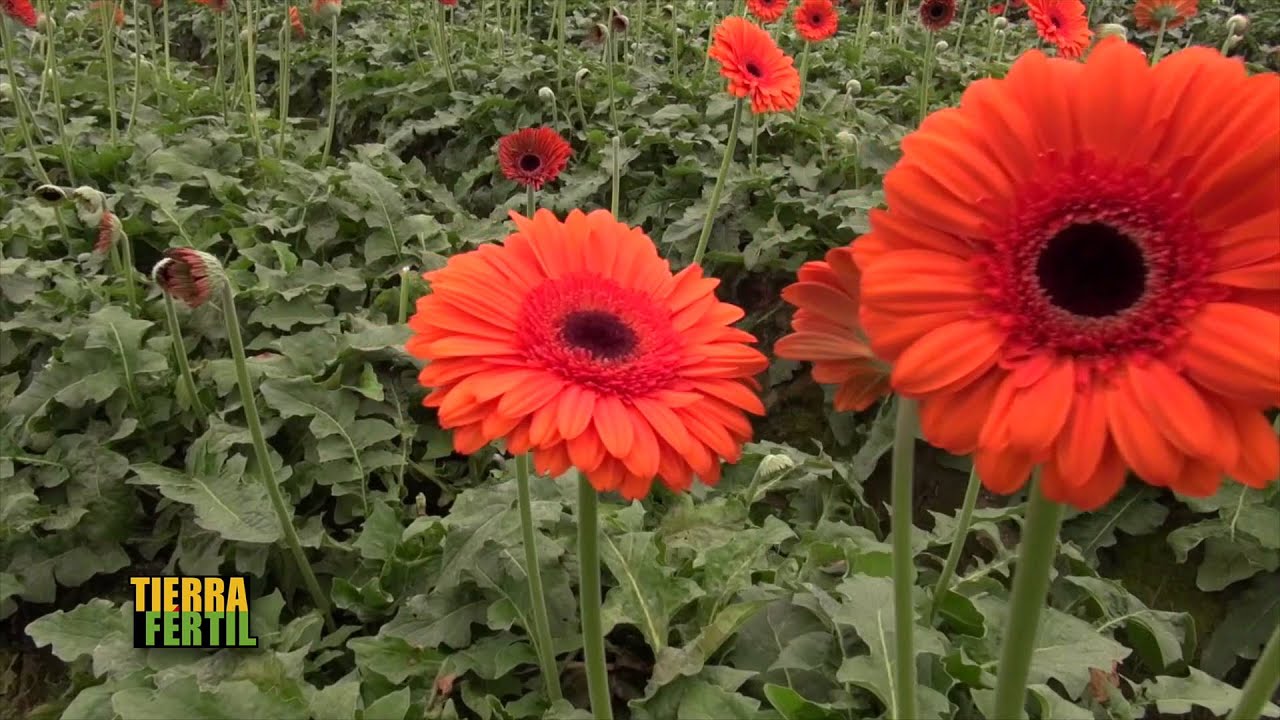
[118,229,139,314]
[321,14,338,165]
[163,293,208,417]
[691,98,743,266]
[221,281,335,631]
[517,455,564,703]
[890,398,918,720]
[1228,620,1280,720]
[992,474,1066,720]
[577,473,613,720]
[925,465,981,625]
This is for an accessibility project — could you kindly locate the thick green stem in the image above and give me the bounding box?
[925,466,981,625]
[691,99,743,265]
[321,14,338,165]
[118,229,139,314]
[918,32,936,125]
[101,1,118,142]
[517,455,564,703]
[1228,621,1280,720]
[1,16,51,184]
[606,27,618,136]
[890,398,918,720]
[992,474,1066,720]
[437,2,455,92]
[221,281,335,630]
[163,293,208,416]
[215,12,227,119]
[278,15,291,156]
[129,0,142,136]
[610,135,621,217]
[577,474,613,720]
[397,266,412,324]
[162,0,171,79]
[749,110,758,170]
[1150,18,1168,65]
[526,183,536,218]
[794,42,811,118]
[243,0,262,156]
[41,16,75,183]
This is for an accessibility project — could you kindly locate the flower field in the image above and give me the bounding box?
[2,0,1279,718]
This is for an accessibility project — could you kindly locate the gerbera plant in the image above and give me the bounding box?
[1025,0,1092,58]
[1134,0,1197,61]
[406,209,767,719]
[792,0,838,111]
[497,127,572,207]
[853,37,1279,718]
[747,0,789,25]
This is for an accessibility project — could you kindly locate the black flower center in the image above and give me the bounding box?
[561,310,637,359]
[929,4,946,18]
[745,61,763,77]
[520,154,543,172]
[1036,222,1148,318]
[811,13,824,23]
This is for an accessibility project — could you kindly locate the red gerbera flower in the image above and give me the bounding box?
[406,209,768,500]
[989,3,1006,14]
[747,0,789,24]
[312,0,341,19]
[794,0,839,42]
[288,5,304,37]
[1026,0,1093,59]
[193,0,228,12]
[853,38,1280,510]
[95,211,121,254]
[1133,0,1197,31]
[440,0,457,5]
[1,0,37,28]
[920,0,957,30]
[497,127,573,190]
[708,16,802,114]
[90,0,125,27]
[154,248,222,308]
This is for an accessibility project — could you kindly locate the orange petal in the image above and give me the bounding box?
[1105,381,1185,487]
[975,448,1035,495]
[593,395,635,459]
[1180,303,1280,406]
[1127,360,1228,467]
[1227,404,1280,488]
[891,319,1003,396]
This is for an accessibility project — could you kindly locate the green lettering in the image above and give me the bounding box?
[144,612,164,647]
[204,611,223,645]
[235,612,257,647]
[181,612,202,646]
[162,612,181,647]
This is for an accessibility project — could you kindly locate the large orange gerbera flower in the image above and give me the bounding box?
[1026,0,1092,59]
[708,16,802,114]
[1133,0,1197,30]
[794,0,839,42]
[853,38,1280,510]
[747,0,789,24]
[776,247,891,411]
[407,209,768,500]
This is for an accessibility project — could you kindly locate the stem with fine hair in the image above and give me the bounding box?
[925,466,981,624]
[577,473,614,720]
[991,473,1066,720]
[794,42,811,118]
[0,16,51,184]
[1228,621,1280,720]
[890,398,919,720]
[516,455,564,703]
[278,15,291,156]
[100,0,118,141]
[610,135,621,216]
[162,293,208,416]
[691,98,744,265]
[220,280,335,630]
[162,0,171,79]
[918,32,936,125]
[1150,18,1168,65]
[321,14,339,165]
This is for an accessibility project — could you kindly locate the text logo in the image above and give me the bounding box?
[131,575,258,649]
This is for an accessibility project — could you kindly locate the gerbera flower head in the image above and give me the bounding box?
[854,37,1280,510]
[747,0,789,24]
[311,0,341,20]
[794,0,839,42]
[776,247,891,412]
[153,248,223,308]
[406,209,768,500]
[440,0,457,5]
[288,5,304,37]
[1133,0,1197,31]
[988,3,1006,14]
[610,6,629,33]
[708,16,802,114]
[90,0,125,27]
[920,0,957,30]
[3,0,38,27]
[95,211,122,254]
[192,0,228,12]
[1026,0,1092,59]
[497,127,572,190]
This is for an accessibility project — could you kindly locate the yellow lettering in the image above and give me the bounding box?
[162,577,179,613]
[130,578,150,611]
[182,577,202,612]
[225,578,247,613]
[151,577,162,613]
[205,578,225,613]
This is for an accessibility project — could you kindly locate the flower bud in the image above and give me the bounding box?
[414,492,427,516]
[1097,23,1127,40]
[70,186,108,228]
[1226,14,1247,33]
[868,30,882,39]
[538,86,556,103]
[34,184,70,202]
[586,22,607,45]
[845,79,862,95]
[836,130,857,146]
[0,83,10,100]
[992,16,1008,30]
[36,13,54,31]
[610,7,629,33]
[152,248,224,308]
[312,0,341,20]
[1224,33,1243,50]
[753,454,796,483]
[95,211,122,254]
[239,27,250,42]
[575,67,590,84]
[934,39,948,52]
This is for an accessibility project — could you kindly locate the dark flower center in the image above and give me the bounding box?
[519,154,543,172]
[1035,222,1148,318]
[561,310,638,359]
[745,61,763,77]
[929,4,946,18]
[1050,13,1063,28]
[811,12,823,23]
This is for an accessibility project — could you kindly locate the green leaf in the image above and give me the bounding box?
[26,599,128,664]
[129,459,283,543]
[1202,572,1280,677]
[674,681,764,720]
[649,601,767,689]
[111,677,308,720]
[362,688,411,720]
[381,590,488,649]
[600,529,705,653]
[353,500,404,561]
[1063,486,1168,564]
[1063,575,1191,671]
[1142,669,1280,718]
[349,635,444,683]
[309,676,362,720]
[763,684,846,720]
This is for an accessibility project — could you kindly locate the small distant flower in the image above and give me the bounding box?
[193,0,228,11]
[440,0,457,5]
[919,0,956,30]
[747,0,789,24]
[708,16,802,114]
[3,0,38,26]
[610,6,629,33]
[153,248,222,308]
[95,211,122,254]
[90,0,125,27]
[312,0,340,20]
[152,0,164,7]
[288,5,304,37]
[1133,0,1197,31]
[585,21,607,46]
[988,3,1006,13]
[794,0,838,42]
[497,127,573,190]
[1026,0,1092,59]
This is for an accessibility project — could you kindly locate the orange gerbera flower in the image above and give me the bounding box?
[497,127,573,190]
[193,0,227,11]
[1026,0,1092,59]
[1133,0,1197,30]
[794,0,839,42]
[288,5,304,37]
[90,0,125,26]
[776,247,891,411]
[853,38,1280,510]
[747,0,789,24]
[406,209,768,500]
[708,16,802,114]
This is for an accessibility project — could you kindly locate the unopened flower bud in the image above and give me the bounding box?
[240,27,250,42]
[70,186,109,228]
[34,184,70,202]
[36,13,54,31]
[152,248,224,308]
[0,83,11,100]
[868,30,882,39]
[836,130,857,146]
[586,22,607,45]
[845,79,862,95]
[95,211,123,254]
[1226,14,1247,33]
[992,16,1008,30]
[753,454,796,483]
[575,67,590,84]
[414,492,427,516]
[934,39,948,52]
[610,7,629,33]
[538,86,556,103]
[1097,23,1127,40]
[1224,33,1243,50]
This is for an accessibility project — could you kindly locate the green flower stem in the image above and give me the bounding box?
[749,110,758,170]
[118,228,139,314]
[1229,621,1280,720]
[0,16,52,184]
[278,15,291,156]
[691,98,743,265]
[890,397,919,720]
[129,0,142,136]
[220,280,335,631]
[321,14,339,165]
[100,1,118,142]
[162,0,171,80]
[517,455,564,703]
[243,0,262,156]
[215,12,227,120]
[577,473,614,720]
[555,0,566,86]
[397,266,412,325]
[794,42,811,118]
[610,135,621,217]
[992,473,1066,720]
[918,32,936,125]
[606,27,618,136]
[437,2,455,92]
[162,293,208,416]
[40,12,76,183]
[525,183,537,217]
[1151,18,1168,65]
[925,465,981,625]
